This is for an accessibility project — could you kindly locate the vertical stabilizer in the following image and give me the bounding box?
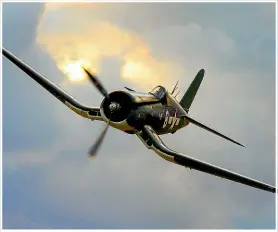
[179,69,205,112]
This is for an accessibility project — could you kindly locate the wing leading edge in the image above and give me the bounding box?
[137,125,275,193]
[2,47,102,121]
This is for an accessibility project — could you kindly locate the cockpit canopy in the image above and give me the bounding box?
[149,86,167,101]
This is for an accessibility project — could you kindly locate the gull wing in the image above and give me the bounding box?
[2,47,102,121]
[137,125,275,193]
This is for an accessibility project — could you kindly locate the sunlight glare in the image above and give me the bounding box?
[62,60,90,82]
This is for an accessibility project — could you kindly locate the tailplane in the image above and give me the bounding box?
[183,114,245,148]
[180,69,205,112]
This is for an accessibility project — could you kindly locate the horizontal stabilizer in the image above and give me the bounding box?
[184,115,245,148]
[124,87,136,92]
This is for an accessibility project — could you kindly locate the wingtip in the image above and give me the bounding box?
[237,143,246,148]
[240,143,246,148]
[233,139,246,148]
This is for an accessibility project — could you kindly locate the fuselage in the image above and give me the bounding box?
[100,87,190,135]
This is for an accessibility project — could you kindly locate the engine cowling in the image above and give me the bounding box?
[99,91,135,133]
[100,91,133,122]
[99,90,161,133]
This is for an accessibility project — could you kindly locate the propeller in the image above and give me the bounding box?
[88,118,111,157]
[82,67,117,157]
[83,67,109,99]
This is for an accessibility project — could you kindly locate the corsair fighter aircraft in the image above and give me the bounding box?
[2,47,276,193]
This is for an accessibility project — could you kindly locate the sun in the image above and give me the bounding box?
[62,60,90,82]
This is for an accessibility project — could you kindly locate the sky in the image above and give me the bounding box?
[2,2,276,229]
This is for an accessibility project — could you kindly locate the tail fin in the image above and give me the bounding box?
[180,69,205,112]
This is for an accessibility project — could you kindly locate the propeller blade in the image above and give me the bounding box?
[83,67,109,99]
[88,120,110,157]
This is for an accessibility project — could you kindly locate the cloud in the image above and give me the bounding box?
[36,3,182,90]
